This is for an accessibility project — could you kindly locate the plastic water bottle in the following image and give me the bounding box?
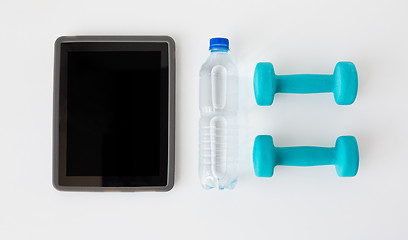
[199,38,239,190]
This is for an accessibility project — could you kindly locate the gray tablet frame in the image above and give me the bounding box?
[53,36,175,191]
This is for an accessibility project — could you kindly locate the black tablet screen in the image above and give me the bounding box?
[59,42,169,187]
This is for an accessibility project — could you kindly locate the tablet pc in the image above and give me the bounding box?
[53,36,175,191]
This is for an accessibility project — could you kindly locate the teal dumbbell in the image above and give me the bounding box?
[254,61,358,105]
[253,135,359,177]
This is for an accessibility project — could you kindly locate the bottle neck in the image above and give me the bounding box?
[210,49,229,53]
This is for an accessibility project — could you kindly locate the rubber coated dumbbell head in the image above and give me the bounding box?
[253,62,276,106]
[334,136,359,177]
[332,62,358,105]
[253,135,359,177]
[253,135,277,177]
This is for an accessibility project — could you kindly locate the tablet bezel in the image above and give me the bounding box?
[53,36,175,191]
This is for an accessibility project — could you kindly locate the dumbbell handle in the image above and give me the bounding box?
[277,74,333,93]
[276,146,335,166]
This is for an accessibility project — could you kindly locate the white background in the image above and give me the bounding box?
[1,0,408,239]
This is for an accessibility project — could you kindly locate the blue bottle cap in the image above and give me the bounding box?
[209,37,229,51]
